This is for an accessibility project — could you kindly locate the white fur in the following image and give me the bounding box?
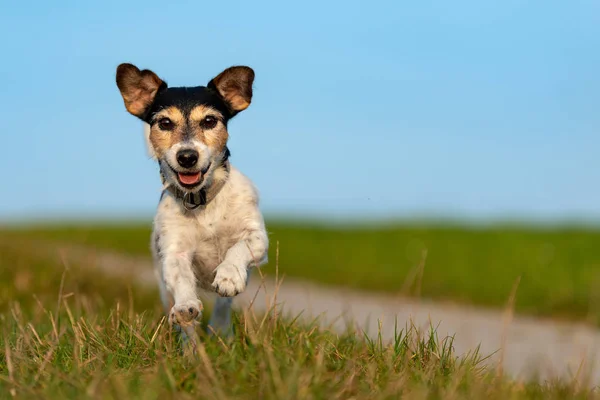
[151,166,269,335]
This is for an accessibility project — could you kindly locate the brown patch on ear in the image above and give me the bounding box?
[208,66,254,114]
[116,63,165,118]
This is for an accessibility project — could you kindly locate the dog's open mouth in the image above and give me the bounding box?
[178,172,201,185]
[174,163,211,188]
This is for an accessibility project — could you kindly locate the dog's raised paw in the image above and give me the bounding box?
[212,263,246,297]
[169,300,203,327]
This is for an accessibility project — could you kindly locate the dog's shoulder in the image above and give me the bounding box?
[223,165,261,205]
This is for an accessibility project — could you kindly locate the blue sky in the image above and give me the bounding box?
[1,0,599,222]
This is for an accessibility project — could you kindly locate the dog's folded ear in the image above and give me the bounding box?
[208,66,254,116]
[116,63,166,119]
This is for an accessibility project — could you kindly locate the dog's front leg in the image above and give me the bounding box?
[162,251,203,335]
[212,230,268,297]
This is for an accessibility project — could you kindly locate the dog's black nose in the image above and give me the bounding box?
[176,149,199,168]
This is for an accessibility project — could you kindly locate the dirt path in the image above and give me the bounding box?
[6,239,600,386]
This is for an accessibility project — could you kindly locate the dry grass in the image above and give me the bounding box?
[0,228,599,398]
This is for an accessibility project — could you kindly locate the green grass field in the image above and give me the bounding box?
[0,229,596,398]
[4,221,600,321]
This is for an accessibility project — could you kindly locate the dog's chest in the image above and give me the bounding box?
[189,206,240,258]
[185,212,240,287]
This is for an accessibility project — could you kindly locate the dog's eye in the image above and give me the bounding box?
[200,116,218,130]
[158,118,174,130]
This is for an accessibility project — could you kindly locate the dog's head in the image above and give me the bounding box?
[116,63,254,193]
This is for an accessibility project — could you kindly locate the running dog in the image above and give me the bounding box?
[115,63,269,339]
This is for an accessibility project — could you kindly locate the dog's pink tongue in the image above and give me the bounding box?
[178,172,201,185]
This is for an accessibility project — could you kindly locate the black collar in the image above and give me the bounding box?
[160,147,230,211]
[176,189,208,210]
